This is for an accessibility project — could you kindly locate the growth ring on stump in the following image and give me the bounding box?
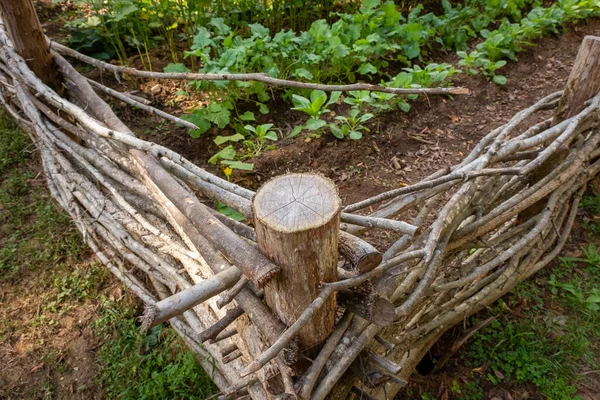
[253,173,340,350]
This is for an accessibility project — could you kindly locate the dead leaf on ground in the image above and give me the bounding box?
[30,362,44,373]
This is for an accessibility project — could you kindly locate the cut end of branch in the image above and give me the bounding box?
[255,265,281,287]
[140,304,158,333]
[240,361,260,377]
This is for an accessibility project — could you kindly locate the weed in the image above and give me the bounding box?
[466,318,580,399]
[95,298,217,400]
[462,245,600,400]
[242,123,279,156]
[581,194,600,214]
[44,263,107,314]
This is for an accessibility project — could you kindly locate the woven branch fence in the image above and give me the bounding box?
[1,5,600,398]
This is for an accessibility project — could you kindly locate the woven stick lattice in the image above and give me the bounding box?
[1,15,599,399]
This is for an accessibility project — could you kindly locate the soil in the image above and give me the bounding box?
[13,1,600,398]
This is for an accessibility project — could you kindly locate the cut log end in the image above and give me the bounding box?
[253,173,341,349]
[140,303,158,333]
[253,173,340,233]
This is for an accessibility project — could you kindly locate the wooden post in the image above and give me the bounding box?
[253,173,340,349]
[553,36,600,125]
[519,36,600,223]
[0,0,62,91]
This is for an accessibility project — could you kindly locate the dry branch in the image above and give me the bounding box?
[51,41,469,96]
[141,267,241,329]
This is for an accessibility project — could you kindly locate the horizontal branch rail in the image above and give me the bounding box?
[50,41,470,96]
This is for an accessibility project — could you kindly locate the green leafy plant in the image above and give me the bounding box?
[181,102,234,138]
[329,107,373,140]
[401,63,460,88]
[458,0,600,84]
[242,123,278,157]
[292,91,340,121]
[581,194,600,214]
[289,90,341,136]
[216,200,246,221]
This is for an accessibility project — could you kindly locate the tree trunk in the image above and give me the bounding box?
[253,173,340,350]
[0,0,62,91]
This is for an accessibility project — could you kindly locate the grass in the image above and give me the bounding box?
[95,297,217,400]
[0,112,217,399]
[0,116,83,278]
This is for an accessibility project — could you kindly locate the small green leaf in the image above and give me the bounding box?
[358,63,377,75]
[216,201,245,221]
[493,75,507,85]
[214,134,245,145]
[264,131,278,141]
[587,295,600,303]
[291,95,311,110]
[288,125,304,138]
[398,101,411,113]
[360,113,374,123]
[258,103,270,115]
[349,130,363,140]
[327,91,342,106]
[309,90,328,111]
[294,68,313,80]
[363,0,380,9]
[221,160,254,171]
[249,23,269,37]
[209,145,236,164]
[329,124,344,139]
[405,42,420,59]
[306,118,326,131]
[187,118,211,138]
[163,63,190,73]
[240,111,256,121]
[191,27,212,50]
[209,17,231,35]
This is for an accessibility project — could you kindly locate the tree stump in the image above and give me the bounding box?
[253,173,340,349]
